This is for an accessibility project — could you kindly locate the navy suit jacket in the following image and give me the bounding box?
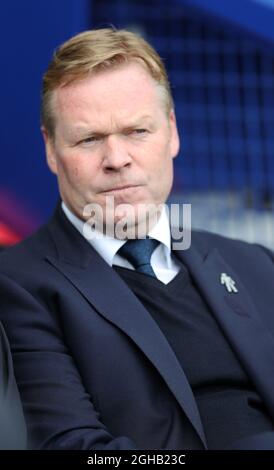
[0,203,274,450]
[0,321,26,448]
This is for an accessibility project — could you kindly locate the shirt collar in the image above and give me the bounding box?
[61,201,171,267]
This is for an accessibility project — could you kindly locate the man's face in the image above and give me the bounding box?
[43,62,180,234]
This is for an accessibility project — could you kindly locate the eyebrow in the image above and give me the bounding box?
[70,115,155,136]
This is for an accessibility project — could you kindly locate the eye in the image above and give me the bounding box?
[131,129,148,136]
[78,135,101,146]
[134,129,147,134]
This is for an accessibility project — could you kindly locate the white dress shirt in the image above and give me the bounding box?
[62,202,181,284]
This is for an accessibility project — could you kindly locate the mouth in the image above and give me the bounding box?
[101,184,142,194]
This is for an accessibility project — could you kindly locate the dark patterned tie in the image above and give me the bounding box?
[118,238,159,278]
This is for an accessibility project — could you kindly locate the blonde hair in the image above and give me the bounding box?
[41,28,174,137]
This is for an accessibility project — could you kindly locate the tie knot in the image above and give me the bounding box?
[118,238,159,277]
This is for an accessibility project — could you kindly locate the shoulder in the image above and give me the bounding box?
[191,229,274,264]
[0,224,50,259]
[0,221,56,284]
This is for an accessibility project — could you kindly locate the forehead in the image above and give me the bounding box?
[53,62,165,126]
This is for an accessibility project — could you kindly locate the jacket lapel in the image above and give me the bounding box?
[45,206,207,448]
[177,233,274,418]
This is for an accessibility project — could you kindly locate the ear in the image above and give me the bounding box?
[168,110,180,159]
[41,126,58,174]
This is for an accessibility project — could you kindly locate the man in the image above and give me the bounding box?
[1,245,26,449]
[0,28,274,450]
[0,247,27,450]
[0,321,26,449]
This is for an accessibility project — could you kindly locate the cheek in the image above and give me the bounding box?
[58,155,93,185]
[146,148,174,195]
[72,166,79,177]
[59,160,80,184]
[147,142,173,175]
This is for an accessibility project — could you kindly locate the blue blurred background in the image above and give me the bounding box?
[1,0,274,247]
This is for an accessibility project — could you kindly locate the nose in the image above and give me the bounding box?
[102,135,132,172]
